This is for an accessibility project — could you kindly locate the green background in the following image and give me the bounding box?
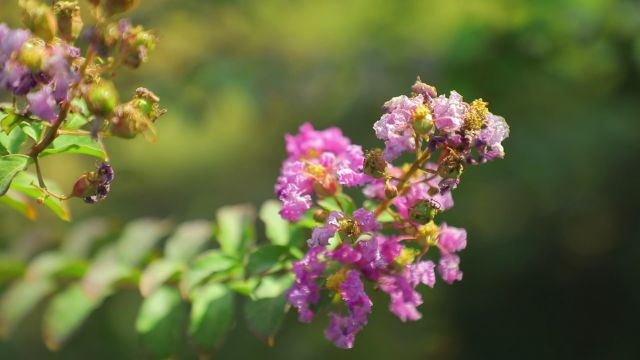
[1,0,639,358]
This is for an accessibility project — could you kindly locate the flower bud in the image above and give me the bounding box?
[19,38,47,72]
[84,80,119,117]
[412,113,434,135]
[70,163,114,203]
[104,0,139,16]
[71,174,97,198]
[313,209,329,222]
[384,180,398,199]
[338,218,360,239]
[54,1,83,42]
[408,199,441,224]
[411,77,437,99]
[19,0,57,41]
[363,148,387,179]
[438,155,464,179]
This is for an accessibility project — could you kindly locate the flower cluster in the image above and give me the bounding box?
[0,0,164,216]
[277,78,509,348]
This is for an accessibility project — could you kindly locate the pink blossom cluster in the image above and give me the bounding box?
[276,78,509,348]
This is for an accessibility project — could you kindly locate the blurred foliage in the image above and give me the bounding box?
[1,0,639,358]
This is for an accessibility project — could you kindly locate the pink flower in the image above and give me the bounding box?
[373,95,424,161]
[438,224,467,253]
[438,254,463,284]
[430,91,467,132]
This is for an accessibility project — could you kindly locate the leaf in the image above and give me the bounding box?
[61,218,110,258]
[136,286,186,358]
[253,274,295,300]
[317,193,356,215]
[188,283,234,352]
[216,204,255,257]
[259,200,290,245]
[0,279,54,338]
[115,218,171,267]
[244,296,289,345]
[21,122,44,142]
[246,245,290,276]
[25,252,70,280]
[164,220,212,262]
[81,260,131,300]
[139,259,182,297]
[0,154,30,195]
[43,284,101,351]
[63,112,90,130]
[0,190,37,220]
[0,255,25,284]
[180,250,238,295]
[0,112,20,133]
[9,172,70,221]
[39,134,106,160]
[6,126,26,154]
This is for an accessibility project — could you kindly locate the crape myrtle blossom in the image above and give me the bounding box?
[275,122,370,222]
[279,78,509,349]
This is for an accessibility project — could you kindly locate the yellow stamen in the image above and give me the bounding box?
[464,98,489,131]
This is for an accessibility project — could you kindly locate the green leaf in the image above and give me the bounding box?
[61,218,110,258]
[0,154,30,195]
[246,245,289,276]
[6,126,26,154]
[9,172,70,221]
[63,112,90,130]
[42,284,101,351]
[253,274,295,300]
[0,190,37,220]
[0,255,25,284]
[19,121,43,142]
[81,250,132,300]
[317,193,356,215]
[25,252,70,280]
[0,279,54,338]
[139,259,182,297]
[216,204,255,257]
[244,295,289,345]
[180,250,238,295]
[136,286,186,358]
[115,218,170,267]
[39,135,106,160]
[0,113,20,133]
[164,220,212,262]
[260,200,290,245]
[188,283,234,352]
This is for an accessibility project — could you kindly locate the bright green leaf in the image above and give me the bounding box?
[9,172,70,221]
[39,134,106,160]
[216,204,255,257]
[0,279,54,338]
[0,154,30,195]
[136,286,186,358]
[317,193,356,215]
[253,274,295,300]
[42,284,101,351]
[180,250,238,295]
[259,200,289,245]
[188,283,234,352]
[115,218,170,267]
[164,220,212,262]
[246,245,289,276]
[244,295,289,345]
[63,112,90,130]
[6,126,26,154]
[0,190,37,220]
[139,259,182,297]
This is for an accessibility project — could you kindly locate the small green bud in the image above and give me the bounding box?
[413,114,434,135]
[54,1,83,42]
[408,199,441,224]
[85,81,119,117]
[19,38,47,72]
[19,0,57,41]
[338,218,360,240]
[364,148,387,179]
[384,180,398,199]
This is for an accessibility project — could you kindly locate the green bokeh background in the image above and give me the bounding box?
[1,0,640,358]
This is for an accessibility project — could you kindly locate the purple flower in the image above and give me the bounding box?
[324,313,360,349]
[0,59,36,95]
[477,113,509,161]
[309,211,342,247]
[438,254,463,284]
[406,261,436,288]
[0,25,30,63]
[27,85,58,123]
[373,95,424,161]
[340,271,372,321]
[329,244,362,265]
[379,274,423,321]
[285,247,326,322]
[352,208,380,232]
[430,91,467,132]
[437,224,467,253]
[276,123,370,221]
